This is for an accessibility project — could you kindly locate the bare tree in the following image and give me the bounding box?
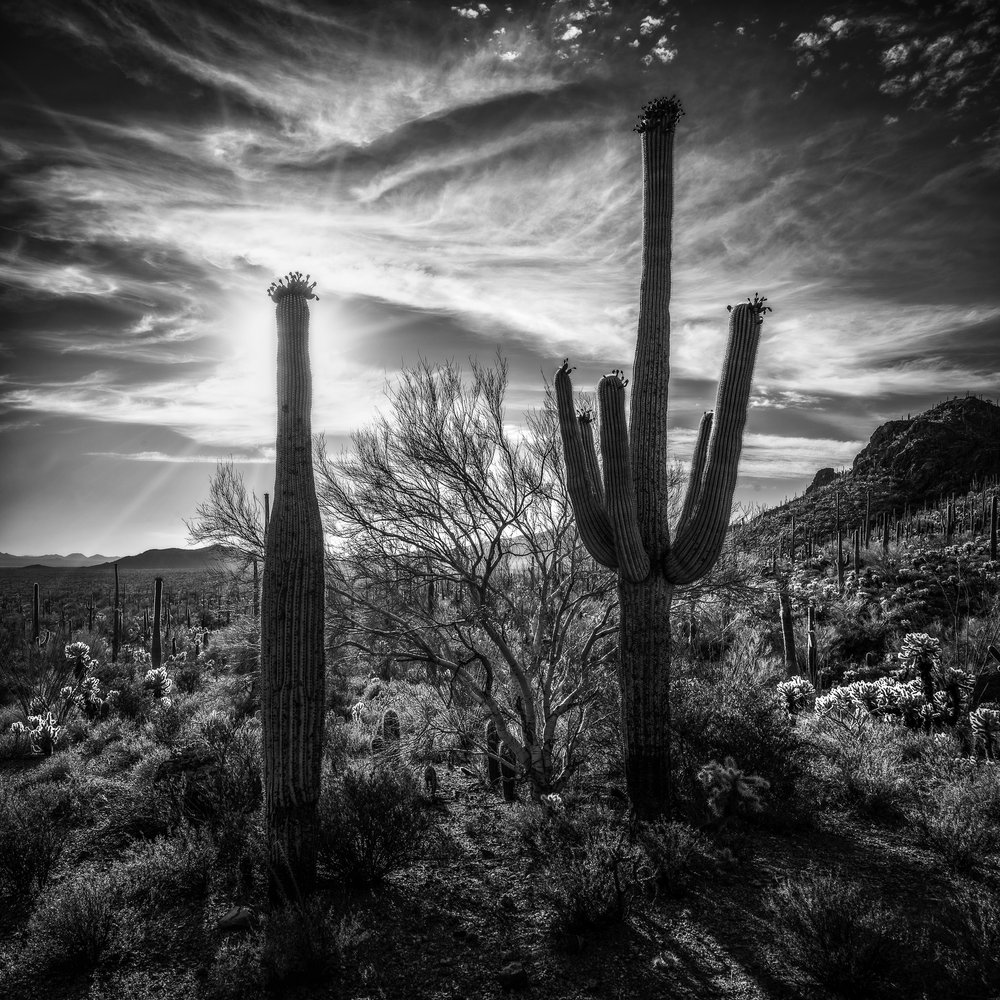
[186,461,267,563]
[317,356,618,796]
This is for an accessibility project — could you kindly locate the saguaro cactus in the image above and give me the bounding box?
[151,577,163,671]
[555,97,764,817]
[261,272,326,903]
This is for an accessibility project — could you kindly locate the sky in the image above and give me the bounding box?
[1,0,998,556]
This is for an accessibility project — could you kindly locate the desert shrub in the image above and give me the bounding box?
[26,871,127,973]
[108,675,150,721]
[150,715,262,848]
[502,796,588,856]
[203,935,264,1000]
[767,872,917,997]
[636,818,731,898]
[145,699,187,745]
[322,712,352,772]
[317,765,428,885]
[671,663,810,814]
[117,827,215,911]
[261,903,366,993]
[910,777,1000,871]
[539,820,640,947]
[0,782,73,902]
[798,714,920,824]
[931,886,1000,998]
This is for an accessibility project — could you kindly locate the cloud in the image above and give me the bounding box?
[0,0,998,554]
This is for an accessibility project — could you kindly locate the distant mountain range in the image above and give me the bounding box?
[0,545,240,570]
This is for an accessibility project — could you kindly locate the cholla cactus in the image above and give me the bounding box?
[64,641,92,682]
[74,676,118,721]
[12,712,63,756]
[143,666,173,706]
[970,707,1000,760]
[897,632,941,674]
[697,756,769,829]
[540,793,565,814]
[776,675,814,715]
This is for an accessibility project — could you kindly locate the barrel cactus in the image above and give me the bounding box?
[261,272,326,903]
[555,97,765,817]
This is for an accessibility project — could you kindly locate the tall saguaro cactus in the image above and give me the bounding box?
[261,271,326,902]
[151,576,163,671]
[555,97,765,818]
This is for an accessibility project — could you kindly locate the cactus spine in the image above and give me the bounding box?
[555,97,764,817]
[261,271,326,903]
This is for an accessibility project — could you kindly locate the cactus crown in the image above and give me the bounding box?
[267,271,318,302]
[577,408,594,424]
[727,293,771,321]
[634,95,684,134]
[606,368,629,387]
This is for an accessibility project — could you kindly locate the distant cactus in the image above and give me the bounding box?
[151,577,163,671]
[31,582,39,643]
[554,96,764,818]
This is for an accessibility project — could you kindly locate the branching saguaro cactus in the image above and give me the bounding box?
[555,97,765,818]
[261,271,326,903]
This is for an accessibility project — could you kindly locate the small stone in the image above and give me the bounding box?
[217,905,255,933]
[499,894,516,913]
[498,961,528,991]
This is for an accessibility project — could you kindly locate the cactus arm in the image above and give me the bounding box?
[631,97,683,557]
[598,371,651,583]
[666,299,762,585]
[675,409,713,537]
[554,361,618,567]
[578,411,606,508]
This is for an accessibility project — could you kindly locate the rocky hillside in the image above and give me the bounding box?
[741,396,1000,545]
[851,396,1000,494]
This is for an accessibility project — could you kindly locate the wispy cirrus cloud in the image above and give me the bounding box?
[0,0,997,553]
